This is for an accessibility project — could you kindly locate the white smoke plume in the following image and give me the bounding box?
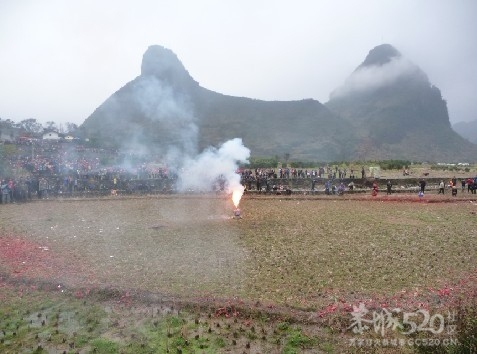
[133,75,198,159]
[131,76,250,190]
[177,138,250,193]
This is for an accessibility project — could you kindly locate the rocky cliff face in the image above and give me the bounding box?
[140,45,198,90]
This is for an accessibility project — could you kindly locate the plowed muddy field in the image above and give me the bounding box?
[1,193,476,353]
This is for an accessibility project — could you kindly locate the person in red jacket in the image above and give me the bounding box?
[467,178,473,193]
[372,181,378,196]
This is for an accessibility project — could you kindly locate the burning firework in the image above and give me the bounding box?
[232,187,244,209]
[232,186,244,218]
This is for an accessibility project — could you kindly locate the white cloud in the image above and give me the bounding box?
[330,57,422,98]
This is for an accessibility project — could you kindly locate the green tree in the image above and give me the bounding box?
[65,122,79,134]
[20,118,44,135]
[45,121,57,131]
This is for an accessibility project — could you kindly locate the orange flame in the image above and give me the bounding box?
[232,188,244,208]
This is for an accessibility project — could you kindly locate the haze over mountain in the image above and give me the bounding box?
[453,120,477,144]
[325,44,476,161]
[81,44,477,163]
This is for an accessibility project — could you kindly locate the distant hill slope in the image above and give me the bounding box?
[453,120,477,144]
[194,89,354,161]
[325,44,477,161]
[81,44,477,162]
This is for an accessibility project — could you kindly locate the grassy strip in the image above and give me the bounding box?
[0,284,338,353]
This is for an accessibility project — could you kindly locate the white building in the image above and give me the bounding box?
[42,131,61,140]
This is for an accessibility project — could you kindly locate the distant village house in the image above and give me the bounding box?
[42,131,61,140]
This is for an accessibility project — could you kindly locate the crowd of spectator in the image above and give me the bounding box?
[243,166,351,180]
[0,140,175,202]
[1,139,476,202]
[239,166,355,194]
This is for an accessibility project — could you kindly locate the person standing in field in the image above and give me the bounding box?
[1,180,10,204]
[386,180,392,195]
[348,180,355,190]
[450,179,457,196]
[7,179,14,203]
[372,181,378,196]
[467,177,473,193]
[419,179,426,194]
[438,180,445,194]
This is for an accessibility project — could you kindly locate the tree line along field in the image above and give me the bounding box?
[0,194,476,353]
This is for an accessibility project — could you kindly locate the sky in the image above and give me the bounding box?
[0,0,476,127]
